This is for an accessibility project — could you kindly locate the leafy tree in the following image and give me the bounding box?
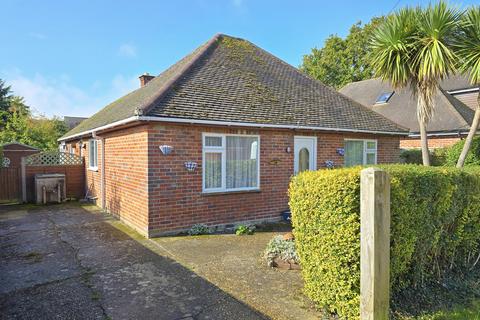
[370,2,460,166]
[300,17,385,89]
[455,6,480,168]
[0,79,13,128]
[0,78,69,151]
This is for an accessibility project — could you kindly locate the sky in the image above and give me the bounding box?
[1,0,478,118]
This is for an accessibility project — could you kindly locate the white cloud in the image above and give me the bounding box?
[118,43,137,58]
[1,70,138,118]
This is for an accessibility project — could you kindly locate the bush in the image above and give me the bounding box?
[188,224,211,236]
[235,224,255,235]
[399,149,423,164]
[400,148,447,166]
[444,136,480,166]
[289,165,480,319]
[263,235,299,267]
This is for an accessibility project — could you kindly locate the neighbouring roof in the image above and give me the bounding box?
[1,142,39,151]
[62,34,407,140]
[63,116,88,130]
[340,76,476,134]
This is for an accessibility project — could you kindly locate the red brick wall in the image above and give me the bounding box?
[400,136,462,149]
[67,125,150,236]
[147,123,401,236]
[25,165,84,202]
[66,123,401,237]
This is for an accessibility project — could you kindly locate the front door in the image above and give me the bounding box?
[294,136,317,174]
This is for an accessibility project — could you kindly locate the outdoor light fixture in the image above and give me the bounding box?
[336,148,345,156]
[286,146,291,153]
[159,145,173,155]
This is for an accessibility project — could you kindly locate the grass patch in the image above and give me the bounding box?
[23,251,43,263]
[91,291,101,301]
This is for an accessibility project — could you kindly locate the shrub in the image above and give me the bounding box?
[235,224,255,235]
[188,224,211,236]
[399,149,423,164]
[263,235,299,267]
[400,148,447,166]
[289,165,480,319]
[444,136,480,166]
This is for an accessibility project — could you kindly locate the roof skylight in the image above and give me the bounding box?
[375,92,394,104]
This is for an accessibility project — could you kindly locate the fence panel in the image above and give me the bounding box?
[0,167,21,202]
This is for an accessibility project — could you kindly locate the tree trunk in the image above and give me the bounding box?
[457,94,480,168]
[419,119,431,166]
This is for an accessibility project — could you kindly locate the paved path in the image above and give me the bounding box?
[0,204,267,320]
[153,232,320,320]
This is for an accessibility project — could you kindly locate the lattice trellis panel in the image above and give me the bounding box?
[25,152,83,166]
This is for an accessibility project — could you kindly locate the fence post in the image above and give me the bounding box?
[21,157,26,203]
[360,167,390,320]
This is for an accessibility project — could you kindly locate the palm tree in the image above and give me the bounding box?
[455,7,480,168]
[371,2,460,166]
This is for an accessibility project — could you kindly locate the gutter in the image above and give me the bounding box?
[447,87,479,95]
[407,130,475,138]
[58,116,408,142]
[58,116,141,142]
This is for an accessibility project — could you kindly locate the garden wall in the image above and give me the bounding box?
[25,164,85,202]
[289,165,480,319]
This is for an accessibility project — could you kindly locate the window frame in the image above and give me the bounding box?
[202,133,261,193]
[375,91,394,104]
[344,139,377,166]
[88,139,98,171]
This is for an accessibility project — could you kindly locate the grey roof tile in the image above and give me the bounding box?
[62,34,407,139]
[340,77,475,134]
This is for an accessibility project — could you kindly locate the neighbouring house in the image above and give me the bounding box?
[58,34,407,237]
[340,75,480,149]
[1,142,39,168]
[63,116,88,130]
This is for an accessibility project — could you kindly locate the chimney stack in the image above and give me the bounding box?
[139,72,155,87]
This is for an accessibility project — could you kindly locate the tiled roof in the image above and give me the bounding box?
[62,34,407,139]
[340,77,475,134]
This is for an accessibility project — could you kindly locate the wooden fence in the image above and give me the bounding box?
[1,152,85,203]
[0,167,22,202]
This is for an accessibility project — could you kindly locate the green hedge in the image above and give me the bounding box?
[399,148,447,166]
[444,136,480,166]
[289,165,480,319]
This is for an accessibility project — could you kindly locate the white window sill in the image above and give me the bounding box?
[88,166,98,172]
[202,188,261,196]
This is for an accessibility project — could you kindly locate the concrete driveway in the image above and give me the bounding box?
[0,203,267,320]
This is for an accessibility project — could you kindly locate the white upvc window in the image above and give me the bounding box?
[202,133,260,193]
[89,139,98,170]
[344,139,377,167]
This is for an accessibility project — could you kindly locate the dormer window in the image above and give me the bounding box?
[375,92,394,104]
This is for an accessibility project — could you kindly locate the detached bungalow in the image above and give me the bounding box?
[59,34,407,237]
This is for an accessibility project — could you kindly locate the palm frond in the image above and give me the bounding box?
[369,7,418,89]
[414,0,461,82]
[455,6,480,85]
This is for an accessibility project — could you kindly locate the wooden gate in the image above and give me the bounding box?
[0,167,21,202]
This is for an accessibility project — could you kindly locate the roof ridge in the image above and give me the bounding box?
[140,33,222,116]
[340,77,383,90]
